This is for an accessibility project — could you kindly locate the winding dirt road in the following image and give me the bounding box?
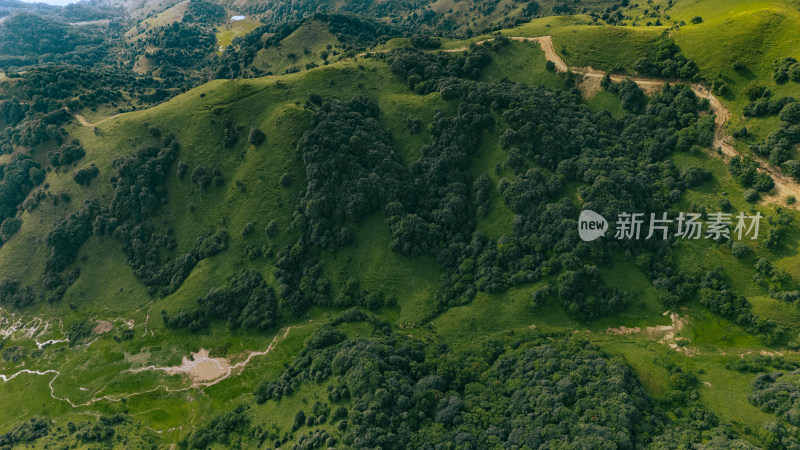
[447,36,800,209]
[0,321,311,408]
[527,36,800,207]
[67,107,122,128]
[72,37,800,207]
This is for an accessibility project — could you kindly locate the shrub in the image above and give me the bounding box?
[744,189,759,203]
[248,127,266,146]
[266,220,278,237]
[731,242,749,258]
[0,217,21,241]
[780,102,800,123]
[410,35,441,49]
[406,117,422,134]
[308,93,323,105]
[191,165,209,189]
[744,84,768,101]
[176,161,188,179]
[242,222,254,237]
[73,166,99,186]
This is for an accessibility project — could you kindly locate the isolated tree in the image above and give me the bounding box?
[780,102,800,123]
[744,189,759,203]
[73,166,99,186]
[248,127,266,145]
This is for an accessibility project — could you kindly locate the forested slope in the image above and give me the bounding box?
[2,0,800,448]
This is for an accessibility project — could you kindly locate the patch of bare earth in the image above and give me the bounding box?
[93,321,113,335]
[127,323,309,387]
[606,311,696,355]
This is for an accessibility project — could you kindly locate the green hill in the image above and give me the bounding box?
[5,0,800,448]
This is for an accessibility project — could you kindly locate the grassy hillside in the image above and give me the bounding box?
[5,1,800,447]
[249,20,342,75]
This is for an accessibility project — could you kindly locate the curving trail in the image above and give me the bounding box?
[66,107,123,128]
[539,37,800,208]
[426,36,800,209]
[128,321,311,388]
[69,37,800,206]
[0,322,311,408]
[520,36,800,208]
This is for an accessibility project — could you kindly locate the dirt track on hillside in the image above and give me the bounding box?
[441,36,800,209]
[73,36,800,208]
[70,109,122,128]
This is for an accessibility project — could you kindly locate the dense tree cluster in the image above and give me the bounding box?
[0,13,108,66]
[273,239,330,316]
[408,77,712,316]
[602,76,646,111]
[633,36,699,79]
[163,270,279,332]
[48,141,85,167]
[222,119,239,148]
[0,66,179,152]
[729,156,774,191]
[181,0,224,24]
[750,369,800,447]
[410,35,441,49]
[386,100,490,260]
[322,13,396,45]
[386,45,492,94]
[772,57,800,83]
[45,200,99,273]
[699,267,782,344]
[266,45,761,326]
[730,355,800,373]
[556,265,628,320]
[248,126,265,146]
[294,96,406,249]
[0,154,42,227]
[72,165,99,186]
[0,278,35,308]
[0,216,20,241]
[66,320,94,347]
[751,121,800,167]
[143,22,217,71]
[74,414,126,443]
[250,313,750,448]
[179,405,249,449]
[743,95,796,118]
[42,136,228,298]
[0,417,50,448]
[108,142,176,222]
[109,224,229,297]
